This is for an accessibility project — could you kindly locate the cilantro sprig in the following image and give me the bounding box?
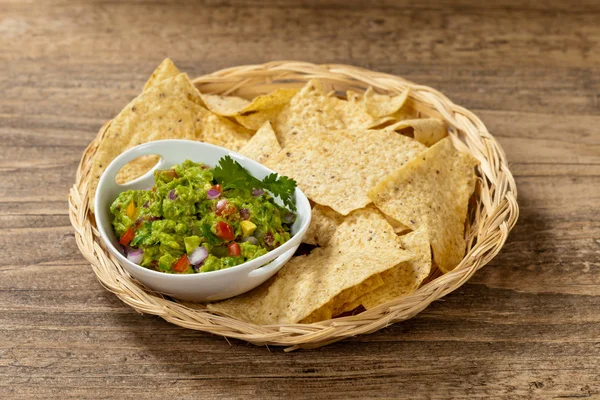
[213,156,297,211]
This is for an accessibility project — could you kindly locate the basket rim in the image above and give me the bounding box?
[68,61,519,351]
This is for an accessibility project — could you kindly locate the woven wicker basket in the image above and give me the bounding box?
[68,61,518,351]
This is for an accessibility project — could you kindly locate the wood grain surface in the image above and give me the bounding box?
[1,0,599,398]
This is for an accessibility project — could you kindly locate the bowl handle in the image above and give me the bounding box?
[247,260,280,279]
[247,247,296,279]
[102,142,175,190]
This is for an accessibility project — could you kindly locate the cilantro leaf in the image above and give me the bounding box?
[130,233,150,247]
[200,224,221,244]
[213,156,261,192]
[261,173,297,211]
[213,156,297,211]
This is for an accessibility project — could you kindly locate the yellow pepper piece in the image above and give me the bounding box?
[240,220,257,237]
[126,201,137,219]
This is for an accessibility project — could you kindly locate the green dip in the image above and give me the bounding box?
[110,159,295,274]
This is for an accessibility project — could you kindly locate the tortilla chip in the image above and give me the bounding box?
[269,128,426,215]
[350,226,432,310]
[389,118,447,147]
[384,215,410,234]
[338,226,431,313]
[301,274,384,323]
[201,93,250,116]
[142,61,204,107]
[273,80,373,146]
[302,205,345,246]
[368,138,478,273]
[363,87,410,118]
[337,296,363,315]
[115,155,160,184]
[238,121,281,166]
[88,74,204,211]
[299,301,333,324]
[302,205,408,246]
[348,90,398,129]
[346,90,362,103]
[364,116,398,130]
[234,89,298,130]
[113,66,206,186]
[143,58,180,91]
[199,89,297,131]
[208,208,410,324]
[196,106,253,152]
[331,274,385,315]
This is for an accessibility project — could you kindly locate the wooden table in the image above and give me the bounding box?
[2,1,599,398]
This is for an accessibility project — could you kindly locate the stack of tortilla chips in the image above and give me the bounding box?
[89,59,478,324]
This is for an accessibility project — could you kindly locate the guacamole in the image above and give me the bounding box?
[110,159,296,274]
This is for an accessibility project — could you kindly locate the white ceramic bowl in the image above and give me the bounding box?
[94,139,311,302]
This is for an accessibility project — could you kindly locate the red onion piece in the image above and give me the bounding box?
[168,190,177,200]
[283,212,296,224]
[263,232,275,247]
[239,208,250,220]
[189,246,208,265]
[241,236,258,245]
[127,248,143,264]
[207,189,221,200]
[252,188,264,197]
[142,201,149,208]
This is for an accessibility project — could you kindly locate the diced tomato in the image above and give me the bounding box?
[215,199,228,215]
[215,199,237,217]
[172,254,190,273]
[228,242,241,256]
[215,221,235,241]
[212,184,222,193]
[119,226,135,246]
